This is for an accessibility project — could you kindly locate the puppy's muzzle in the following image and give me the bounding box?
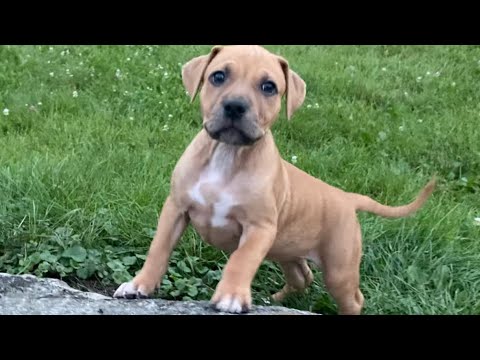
[223,98,248,121]
[205,97,264,146]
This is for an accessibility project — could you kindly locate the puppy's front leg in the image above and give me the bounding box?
[113,195,188,299]
[211,224,276,313]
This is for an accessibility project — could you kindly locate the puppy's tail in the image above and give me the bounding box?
[348,177,437,219]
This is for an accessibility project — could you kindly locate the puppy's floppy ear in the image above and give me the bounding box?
[182,46,223,102]
[278,56,306,120]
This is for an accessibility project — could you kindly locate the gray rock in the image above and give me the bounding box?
[0,273,317,315]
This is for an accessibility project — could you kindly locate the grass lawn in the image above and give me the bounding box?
[1,45,479,314]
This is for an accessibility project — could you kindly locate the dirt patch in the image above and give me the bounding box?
[0,275,35,294]
[65,278,118,297]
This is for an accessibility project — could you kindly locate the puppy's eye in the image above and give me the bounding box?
[209,71,226,86]
[261,81,277,96]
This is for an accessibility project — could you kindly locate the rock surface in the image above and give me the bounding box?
[0,273,316,315]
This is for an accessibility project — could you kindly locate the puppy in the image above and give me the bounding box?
[114,45,436,315]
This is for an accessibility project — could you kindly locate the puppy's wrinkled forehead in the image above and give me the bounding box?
[204,45,287,92]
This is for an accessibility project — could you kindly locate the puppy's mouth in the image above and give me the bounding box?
[208,126,257,146]
[204,117,263,146]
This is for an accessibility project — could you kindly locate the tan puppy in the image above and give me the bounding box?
[113,45,436,315]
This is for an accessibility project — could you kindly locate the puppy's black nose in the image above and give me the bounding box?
[223,98,249,120]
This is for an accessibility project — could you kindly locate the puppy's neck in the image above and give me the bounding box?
[202,130,276,176]
[208,142,237,177]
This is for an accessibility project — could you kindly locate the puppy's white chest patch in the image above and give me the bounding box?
[189,169,221,206]
[211,192,236,227]
[188,146,238,228]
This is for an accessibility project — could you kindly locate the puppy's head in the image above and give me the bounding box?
[182,45,306,146]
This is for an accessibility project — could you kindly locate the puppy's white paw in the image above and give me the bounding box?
[211,280,252,314]
[113,281,149,299]
[212,294,250,314]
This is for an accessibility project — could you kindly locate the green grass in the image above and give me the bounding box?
[1,45,479,314]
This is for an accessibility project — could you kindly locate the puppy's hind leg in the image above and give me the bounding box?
[272,259,314,302]
[321,220,364,315]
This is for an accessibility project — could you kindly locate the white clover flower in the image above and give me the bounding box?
[72,90,78,98]
[49,72,54,77]
[426,71,431,76]
[162,124,169,131]
[126,57,131,61]
[49,46,54,51]
[291,155,298,164]
[451,82,456,87]
[399,126,405,131]
[3,108,9,116]
[381,67,387,71]
[115,69,122,79]
[434,71,440,77]
[474,217,480,226]
[416,76,422,81]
